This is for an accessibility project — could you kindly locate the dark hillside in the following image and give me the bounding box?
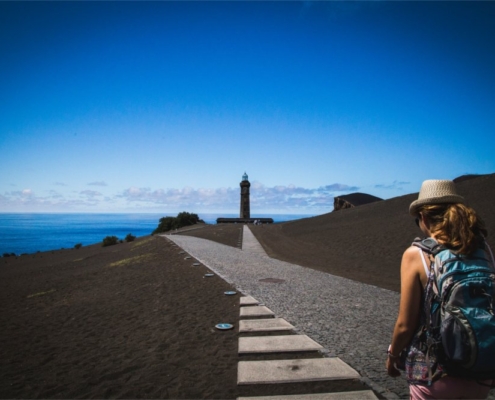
[251,174,495,292]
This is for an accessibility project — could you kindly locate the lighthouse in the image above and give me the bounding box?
[215,173,272,224]
[240,172,250,219]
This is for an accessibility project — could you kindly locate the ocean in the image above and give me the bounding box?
[0,213,314,256]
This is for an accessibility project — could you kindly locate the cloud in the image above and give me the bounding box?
[118,186,239,208]
[80,190,102,197]
[118,182,360,212]
[48,190,64,199]
[317,184,360,192]
[6,189,34,198]
[0,188,102,211]
[374,181,410,190]
[0,181,362,213]
[88,181,108,187]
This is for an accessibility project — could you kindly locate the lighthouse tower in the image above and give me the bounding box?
[240,172,251,219]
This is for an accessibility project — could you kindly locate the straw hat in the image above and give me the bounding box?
[409,180,465,216]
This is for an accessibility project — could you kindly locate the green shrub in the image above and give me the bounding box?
[125,233,136,242]
[152,211,201,234]
[102,236,119,247]
[74,243,82,249]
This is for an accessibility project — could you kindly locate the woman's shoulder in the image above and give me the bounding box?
[401,245,427,271]
[402,244,430,282]
[402,245,421,260]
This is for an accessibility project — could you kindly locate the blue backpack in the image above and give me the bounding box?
[413,237,495,380]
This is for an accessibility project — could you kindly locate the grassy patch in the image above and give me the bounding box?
[108,254,153,267]
[27,289,56,299]
[131,237,154,251]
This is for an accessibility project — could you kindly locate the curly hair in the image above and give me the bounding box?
[419,203,487,255]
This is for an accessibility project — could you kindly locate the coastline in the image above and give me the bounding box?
[0,213,313,256]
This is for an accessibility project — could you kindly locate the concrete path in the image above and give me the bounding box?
[238,391,378,400]
[240,306,275,318]
[242,225,268,256]
[240,295,259,306]
[239,318,295,333]
[239,335,323,354]
[238,296,368,398]
[238,358,361,385]
[162,233,404,398]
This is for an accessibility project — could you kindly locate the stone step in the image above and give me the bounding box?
[240,306,275,318]
[237,390,378,400]
[240,296,260,306]
[239,335,323,354]
[239,318,294,333]
[237,358,360,385]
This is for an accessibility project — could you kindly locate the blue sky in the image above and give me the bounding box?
[1,1,494,215]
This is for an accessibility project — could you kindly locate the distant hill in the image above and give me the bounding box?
[453,174,487,183]
[251,173,495,292]
[333,192,382,211]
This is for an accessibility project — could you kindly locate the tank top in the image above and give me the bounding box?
[404,247,444,385]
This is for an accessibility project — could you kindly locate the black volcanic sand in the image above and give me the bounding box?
[0,235,372,399]
[247,174,495,292]
[0,236,240,399]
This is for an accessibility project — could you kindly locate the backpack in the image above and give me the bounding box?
[413,237,495,381]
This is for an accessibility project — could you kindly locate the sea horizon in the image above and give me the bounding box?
[0,212,316,256]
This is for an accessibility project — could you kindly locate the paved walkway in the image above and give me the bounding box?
[164,228,495,400]
[236,296,379,399]
[242,225,268,256]
[163,230,406,399]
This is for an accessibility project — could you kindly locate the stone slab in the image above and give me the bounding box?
[237,358,360,385]
[239,335,323,354]
[240,306,275,318]
[240,296,259,306]
[237,390,378,400]
[239,318,294,333]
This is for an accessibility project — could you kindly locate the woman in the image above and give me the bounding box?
[386,179,494,399]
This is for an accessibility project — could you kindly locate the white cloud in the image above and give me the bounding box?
[80,190,102,197]
[117,182,361,213]
[118,186,239,209]
[0,188,102,211]
[374,181,410,190]
[88,181,108,187]
[49,190,64,199]
[0,181,363,213]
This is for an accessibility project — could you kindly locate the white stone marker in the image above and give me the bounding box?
[237,358,360,385]
[239,318,294,333]
[240,306,275,318]
[238,335,323,354]
[240,296,259,306]
[237,390,378,400]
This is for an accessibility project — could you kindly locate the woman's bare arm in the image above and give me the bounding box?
[386,246,424,377]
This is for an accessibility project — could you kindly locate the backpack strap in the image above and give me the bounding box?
[484,240,495,270]
[417,247,430,277]
[412,237,446,255]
